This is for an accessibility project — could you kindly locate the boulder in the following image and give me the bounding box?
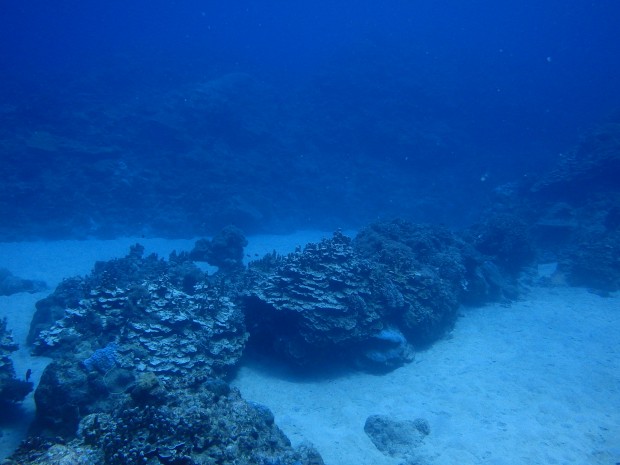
[0,318,33,406]
[364,414,430,458]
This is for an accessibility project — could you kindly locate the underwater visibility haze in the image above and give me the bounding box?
[1,1,620,464]
[1,0,619,237]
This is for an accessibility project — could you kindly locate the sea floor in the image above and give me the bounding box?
[233,285,620,465]
[1,236,619,465]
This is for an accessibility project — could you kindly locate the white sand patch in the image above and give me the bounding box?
[232,287,620,465]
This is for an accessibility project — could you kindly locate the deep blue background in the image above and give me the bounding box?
[1,1,619,237]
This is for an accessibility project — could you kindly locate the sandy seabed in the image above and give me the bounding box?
[234,285,620,465]
[1,234,619,465]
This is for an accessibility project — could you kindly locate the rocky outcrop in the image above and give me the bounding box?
[364,414,430,459]
[244,230,404,368]
[464,213,535,275]
[16,243,323,465]
[0,318,33,405]
[9,379,323,465]
[561,228,620,293]
[11,218,534,463]
[26,244,248,432]
[525,122,620,292]
[0,268,46,296]
[190,225,248,272]
[29,244,247,388]
[354,220,489,325]
[243,222,490,369]
[531,123,620,199]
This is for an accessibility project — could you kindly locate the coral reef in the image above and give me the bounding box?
[10,379,322,465]
[354,219,508,311]
[244,230,398,366]
[28,245,248,434]
[531,122,620,199]
[0,318,33,406]
[464,213,535,275]
[526,122,620,292]
[82,342,119,374]
[243,222,493,367]
[354,221,467,343]
[13,244,323,465]
[29,245,247,387]
[547,194,620,292]
[190,225,248,272]
[7,218,546,463]
[561,228,620,293]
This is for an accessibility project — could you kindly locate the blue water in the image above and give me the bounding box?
[1,0,619,238]
[1,4,620,462]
